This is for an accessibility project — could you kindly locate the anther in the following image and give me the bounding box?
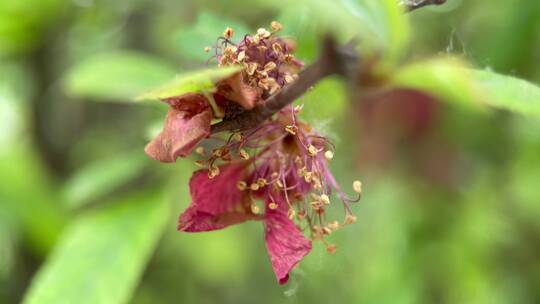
[250,183,260,191]
[271,21,283,32]
[237,181,247,191]
[308,145,319,156]
[287,208,296,220]
[268,202,278,210]
[324,150,334,160]
[344,214,357,225]
[239,149,250,160]
[223,27,234,39]
[195,146,205,155]
[352,180,362,194]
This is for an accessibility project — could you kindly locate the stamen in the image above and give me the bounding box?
[223,27,234,39]
[324,150,334,160]
[237,181,247,191]
[352,180,362,194]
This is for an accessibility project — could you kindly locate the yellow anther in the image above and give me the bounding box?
[271,21,283,32]
[246,62,258,75]
[195,146,205,155]
[237,51,246,62]
[264,62,277,71]
[271,172,279,178]
[324,150,334,160]
[268,202,278,210]
[308,145,319,156]
[237,181,247,191]
[239,149,250,160]
[285,125,297,135]
[257,28,271,38]
[276,180,284,188]
[256,178,267,187]
[328,221,340,230]
[353,180,362,194]
[232,133,243,141]
[322,227,332,235]
[204,47,211,53]
[320,194,330,205]
[208,166,220,179]
[287,208,296,220]
[223,27,234,39]
[250,183,260,191]
[344,214,357,225]
[284,74,295,84]
[251,204,260,214]
[293,104,303,113]
[272,43,283,54]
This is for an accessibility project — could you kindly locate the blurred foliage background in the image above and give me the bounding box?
[1,0,540,303]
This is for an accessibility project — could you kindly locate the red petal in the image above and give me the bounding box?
[264,198,312,284]
[178,163,256,232]
[144,107,212,163]
[217,72,260,110]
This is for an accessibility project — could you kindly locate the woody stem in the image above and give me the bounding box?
[210,1,446,134]
[210,38,357,134]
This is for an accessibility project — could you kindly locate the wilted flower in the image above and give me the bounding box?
[146,22,361,284]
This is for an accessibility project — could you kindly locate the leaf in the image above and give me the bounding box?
[63,51,177,101]
[0,144,66,255]
[136,65,240,101]
[63,152,149,209]
[23,191,169,304]
[390,58,540,117]
[273,0,409,66]
[176,12,251,62]
[468,69,540,117]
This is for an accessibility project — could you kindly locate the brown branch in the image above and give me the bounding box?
[210,1,445,134]
[400,0,446,11]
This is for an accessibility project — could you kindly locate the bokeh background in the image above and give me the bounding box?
[1,0,540,303]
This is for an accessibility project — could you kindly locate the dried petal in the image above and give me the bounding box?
[145,107,212,163]
[217,72,261,110]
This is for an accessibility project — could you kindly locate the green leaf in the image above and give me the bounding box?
[63,152,149,209]
[390,58,540,117]
[63,51,177,101]
[274,0,409,66]
[390,58,480,108]
[468,69,540,117]
[176,12,251,62]
[23,191,169,304]
[136,65,240,101]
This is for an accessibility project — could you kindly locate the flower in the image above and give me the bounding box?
[148,22,362,284]
[178,161,312,284]
[179,105,360,284]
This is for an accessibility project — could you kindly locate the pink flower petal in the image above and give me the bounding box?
[178,163,256,232]
[144,107,212,163]
[264,197,312,284]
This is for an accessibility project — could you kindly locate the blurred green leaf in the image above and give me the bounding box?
[63,152,149,209]
[275,0,409,66]
[0,144,66,256]
[63,51,177,101]
[23,191,169,304]
[136,65,240,101]
[469,69,540,117]
[391,59,540,117]
[390,58,480,108]
[176,11,250,62]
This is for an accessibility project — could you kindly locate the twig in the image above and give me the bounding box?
[210,2,445,134]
